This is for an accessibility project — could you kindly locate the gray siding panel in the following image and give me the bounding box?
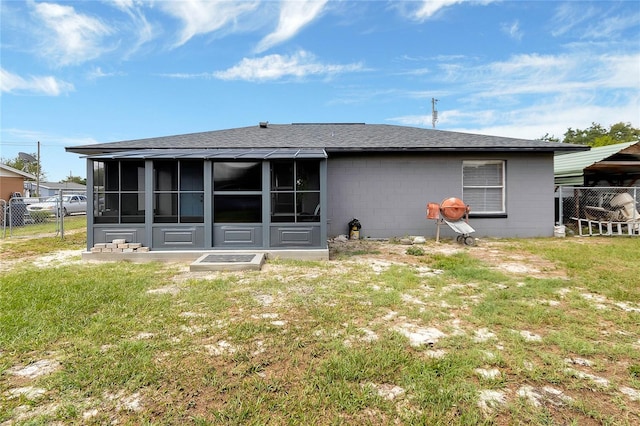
[270,225,320,247]
[152,226,205,249]
[327,153,554,239]
[213,225,263,247]
[94,227,145,245]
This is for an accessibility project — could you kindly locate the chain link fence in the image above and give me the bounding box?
[1,190,87,239]
[557,186,639,236]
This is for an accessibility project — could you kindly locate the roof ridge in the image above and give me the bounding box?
[290,122,365,125]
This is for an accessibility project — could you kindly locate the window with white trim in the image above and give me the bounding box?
[462,160,505,214]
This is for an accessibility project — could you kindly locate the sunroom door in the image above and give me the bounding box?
[212,161,264,247]
[269,160,322,247]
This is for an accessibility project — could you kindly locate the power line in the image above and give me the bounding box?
[1,142,65,147]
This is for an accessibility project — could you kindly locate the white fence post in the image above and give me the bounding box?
[558,186,563,225]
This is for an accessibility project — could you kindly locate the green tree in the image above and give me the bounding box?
[1,153,46,181]
[608,122,640,143]
[562,122,640,147]
[539,133,560,142]
[61,175,86,185]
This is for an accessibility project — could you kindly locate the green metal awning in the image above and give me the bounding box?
[554,142,637,185]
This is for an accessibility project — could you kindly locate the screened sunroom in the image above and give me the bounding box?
[85,149,327,252]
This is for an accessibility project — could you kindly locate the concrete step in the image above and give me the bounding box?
[190,253,265,272]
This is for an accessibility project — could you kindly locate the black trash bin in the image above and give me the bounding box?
[8,193,26,227]
[348,218,361,240]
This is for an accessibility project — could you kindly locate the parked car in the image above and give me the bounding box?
[27,194,87,217]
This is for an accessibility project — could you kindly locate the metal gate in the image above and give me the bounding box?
[1,190,87,239]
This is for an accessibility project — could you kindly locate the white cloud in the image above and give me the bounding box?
[550,2,598,37]
[391,96,640,141]
[0,68,74,96]
[109,0,136,10]
[501,20,522,41]
[255,0,329,53]
[581,13,640,40]
[390,48,639,139]
[213,50,363,82]
[158,72,211,79]
[439,52,640,100]
[3,127,98,147]
[405,0,496,21]
[446,97,640,140]
[390,109,496,130]
[327,87,407,106]
[107,0,155,57]
[551,2,640,40]
[86,67,125,80]
[409,0,464,20]
[159,0,259,47]
[30,1,112,66]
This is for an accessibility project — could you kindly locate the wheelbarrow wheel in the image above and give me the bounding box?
[463,236,475,246]
[456,235,464,243]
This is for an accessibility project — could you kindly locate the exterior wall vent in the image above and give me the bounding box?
[259,121,268,128]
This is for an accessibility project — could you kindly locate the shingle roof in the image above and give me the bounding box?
[36,181,87,190]
[66,123,587,155]
[0,163,37,179]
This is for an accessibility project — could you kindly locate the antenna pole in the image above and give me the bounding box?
[431,98,438,129]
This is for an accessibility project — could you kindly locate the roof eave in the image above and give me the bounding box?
[68,145,589,156]
[325,146,588,153]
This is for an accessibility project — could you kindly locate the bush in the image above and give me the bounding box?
[405,246,425,256]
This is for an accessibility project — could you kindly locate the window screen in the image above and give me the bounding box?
[212,162,262,223]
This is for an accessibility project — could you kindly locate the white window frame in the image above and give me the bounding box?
[462,160,506,215]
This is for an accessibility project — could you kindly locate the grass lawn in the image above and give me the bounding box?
[0,229,639,425]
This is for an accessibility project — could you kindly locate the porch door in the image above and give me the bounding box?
[212,161,264,247]
[269,160,322,247]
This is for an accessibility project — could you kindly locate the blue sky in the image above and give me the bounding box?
[1,0,639,182]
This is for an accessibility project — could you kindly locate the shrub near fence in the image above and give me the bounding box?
[557,186,640,236]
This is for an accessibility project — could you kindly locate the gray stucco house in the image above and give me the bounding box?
[66,123,585,257]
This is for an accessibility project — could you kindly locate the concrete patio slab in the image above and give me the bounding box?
[190,253,265,272]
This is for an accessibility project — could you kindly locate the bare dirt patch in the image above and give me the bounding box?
[329,237,566,280]
[7,359,61,379]
[466,240,567,279]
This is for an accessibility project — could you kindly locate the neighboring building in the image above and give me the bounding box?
[66,123,586,255]
[554,141,640,186]
[0,163,36,200]
[24,181,87,197]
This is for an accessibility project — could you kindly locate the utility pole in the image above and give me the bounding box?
[37,141,41,197]
[431,98,438,129]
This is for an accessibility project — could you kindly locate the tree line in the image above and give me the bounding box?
[541,122,640,147]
